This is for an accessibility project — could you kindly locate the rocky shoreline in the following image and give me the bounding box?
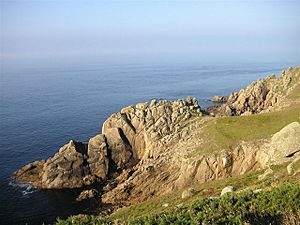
[15,65,300,210]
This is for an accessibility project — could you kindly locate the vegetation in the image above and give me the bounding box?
[56,183,300,225]
[55,161,300,225]
[193,99,300,155]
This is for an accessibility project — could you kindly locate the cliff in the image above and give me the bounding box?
[15,65,300,210]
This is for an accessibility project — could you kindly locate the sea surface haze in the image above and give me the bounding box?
[0,62,296,225]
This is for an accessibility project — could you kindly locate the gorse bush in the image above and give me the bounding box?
[56,183,300,225]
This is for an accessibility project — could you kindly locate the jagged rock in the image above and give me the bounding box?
[103,181,117,192]
[271,122,300,157]
[41,140,89,189]
[87,134,109,180]
[76,189,98,201]
[15,138,107,189]
[210,95,228,103]
[14,160,45,186]
[258,168,273,181]
[214,66,300,116]
[105,128,135,168]
[102,97,202,161]
[15,97,202,191]
[220,186,235,196]
[181,188,197,199]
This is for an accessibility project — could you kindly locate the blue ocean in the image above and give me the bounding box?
[0,62,297,225]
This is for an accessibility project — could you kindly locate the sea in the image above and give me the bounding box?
[0,61,298,225]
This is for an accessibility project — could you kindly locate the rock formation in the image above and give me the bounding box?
[14,66,300,210]
[271,122,300,157]
[211,66,300,116]
[220,186,235,196]
[76,189,98,201]
[15,97,202,189]
[210,95,228,103]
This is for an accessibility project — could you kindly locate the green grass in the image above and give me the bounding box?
[193,104,300,155]
[108,161,300,222]
[191,66,300,155]
[56,182,300,225]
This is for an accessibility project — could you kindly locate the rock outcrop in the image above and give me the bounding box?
[271,122,300,157]
[76,189,98,201]
[220,186,235,196]
[15,97,202,189]
[210,95,228,103]
[213,66,300,116]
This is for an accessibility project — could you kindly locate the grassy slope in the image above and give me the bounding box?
[56,162,300,224]
[109,162,300,221]
[194,81,300,155]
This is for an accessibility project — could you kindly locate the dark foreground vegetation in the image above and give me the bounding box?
[56,183,300,225]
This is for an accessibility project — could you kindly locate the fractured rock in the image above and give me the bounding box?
[87,134,109,180]
[76,189,98,201]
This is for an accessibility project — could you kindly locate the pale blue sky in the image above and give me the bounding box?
[1,0,299,65]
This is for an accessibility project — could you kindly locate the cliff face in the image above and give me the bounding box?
[15,65,300,208]
[15,97,202,189]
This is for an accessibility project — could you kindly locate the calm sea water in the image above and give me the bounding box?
[0,62,297,225]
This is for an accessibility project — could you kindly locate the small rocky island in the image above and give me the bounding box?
[15,66,300,209]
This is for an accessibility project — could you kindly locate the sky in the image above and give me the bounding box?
[0,0,300,66]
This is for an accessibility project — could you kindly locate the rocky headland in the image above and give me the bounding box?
[15,65,300,211]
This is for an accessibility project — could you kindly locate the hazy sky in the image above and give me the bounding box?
[1,0,299,65]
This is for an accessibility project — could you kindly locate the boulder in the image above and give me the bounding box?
[87,134,109,180]
[105,128,135,168]
[258,168,273,181]
[15,139,101,189]
[181,188,197,199]
[271,122,300,157]
[76,189,98,201]
[220,186,235,196]
[41,140,88,189]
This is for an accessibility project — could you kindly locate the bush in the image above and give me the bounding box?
[56,183,300,225]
